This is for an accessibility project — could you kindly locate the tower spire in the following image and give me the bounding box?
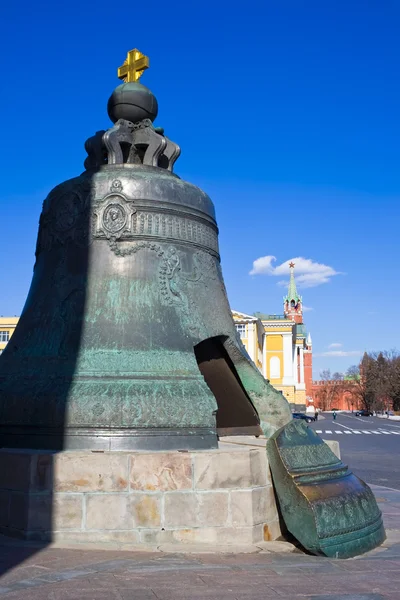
[287,262,299,304]
[283,261,303,323]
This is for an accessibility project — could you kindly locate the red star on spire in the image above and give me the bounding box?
[289,262,295,268]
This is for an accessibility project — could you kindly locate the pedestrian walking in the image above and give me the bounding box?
[314,411,318,421]
[333,411,337,421]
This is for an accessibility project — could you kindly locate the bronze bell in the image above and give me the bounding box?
[0,80,292,451]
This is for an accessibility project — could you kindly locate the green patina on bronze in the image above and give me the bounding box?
[267,420,386,558]
[0,162,291,450]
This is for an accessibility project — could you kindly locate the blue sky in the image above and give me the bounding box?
[1,0,399,377]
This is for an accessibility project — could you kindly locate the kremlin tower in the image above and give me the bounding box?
[283,262,314,409]
[232,262,314,412]
[284,262,303,323]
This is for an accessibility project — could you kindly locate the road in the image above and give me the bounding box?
[308,412,400,490]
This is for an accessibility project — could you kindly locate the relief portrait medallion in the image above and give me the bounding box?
[103,203,127,233]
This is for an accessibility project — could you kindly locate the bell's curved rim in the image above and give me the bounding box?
[0,426,218,451]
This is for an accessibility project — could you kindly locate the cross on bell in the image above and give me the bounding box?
[117,49,149,83]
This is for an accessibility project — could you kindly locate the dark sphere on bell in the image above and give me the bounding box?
[107,82,158,124]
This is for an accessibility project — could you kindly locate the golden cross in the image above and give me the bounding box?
[117,49,149,83]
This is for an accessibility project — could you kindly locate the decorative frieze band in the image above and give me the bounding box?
[36,178,219,257]
[133,211,218,253]
[93,198,219,254]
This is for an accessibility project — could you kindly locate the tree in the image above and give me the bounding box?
[318,350,400,414]
[346,364,369,410]
[314,370,344,411]
[347,352,393,412]
[374,352,389,411]
[383,351,400,411]
[346,353,382,411]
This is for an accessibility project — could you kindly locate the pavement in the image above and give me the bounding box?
[0,484,400,599]
[309,413,400,490]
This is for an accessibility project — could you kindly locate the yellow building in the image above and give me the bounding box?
[0,317,19,354]
[232,263,312,411]
[231,311,264,373]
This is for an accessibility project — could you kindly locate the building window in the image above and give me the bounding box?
[270,356,281,379]
[235,324,247,339]
[0,331,9,342]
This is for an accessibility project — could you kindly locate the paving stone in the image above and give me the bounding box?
[85,494,131,530]
[9,493,52,532]
[197,492,229,527]
[0,447,282,548]
[0,564,54,585]
[52,530,140,545]
[261,519,282,541]
[163,526,259,545]
[254,540,296,554]
[230,487,277,527]
[152,595,245,600]
[308,596,386,600]
[53,494,83,530]
[130,453,192,491]
[164,492,197,527]
[54,453,129,492]
[129,493,161,528]
[268,581,368,596]
[0,586,78,600]
[341,574,400,592]
[338,558,400,572]
[118,592,158,599]
[0,451,34,492]
[163,491,230,529]
[7,493,29,532]
[157,544,259,554]
[139,529,169,545]
[51,592,125,599]
[30,453,54,492]
[193,449,266,490]
[234,595,288,600]
[0,491,10,528]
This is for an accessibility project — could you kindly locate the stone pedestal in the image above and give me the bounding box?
[0,442,282,547]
